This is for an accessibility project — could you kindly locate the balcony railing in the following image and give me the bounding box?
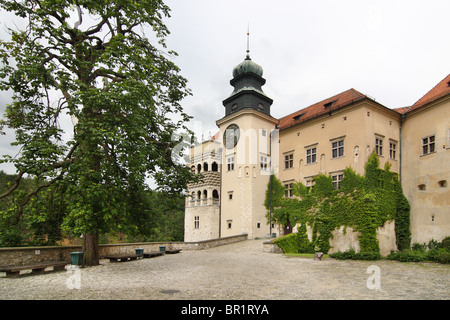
[188,197,220,207]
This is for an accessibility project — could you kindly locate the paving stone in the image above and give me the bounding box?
[0,239,448,300]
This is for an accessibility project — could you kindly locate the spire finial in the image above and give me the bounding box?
[246,24,250,60]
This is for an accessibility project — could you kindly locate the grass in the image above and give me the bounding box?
[285,253,329,259]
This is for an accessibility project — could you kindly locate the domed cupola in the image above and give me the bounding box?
[232,56,264,78]
[222,50,273,117]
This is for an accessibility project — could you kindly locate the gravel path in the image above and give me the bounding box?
[0,239,448,300]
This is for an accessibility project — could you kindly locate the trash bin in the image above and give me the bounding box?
[159,245,166,252]
[135,248,144,256]
[70,252,84,266]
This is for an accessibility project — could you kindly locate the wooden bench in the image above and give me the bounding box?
[143,252,164,258]
[104,254,143,262]
[0,261,71,278]
[165,249,182,254]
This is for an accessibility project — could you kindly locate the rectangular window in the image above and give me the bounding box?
[375,137,383,156]
[284,183,293,197]
[306,147,317,164]
[422,135,435,155]
[194,216,199,229]
[331,140,344,158]
[284,153,293,169]
[389,141,397,160]
[332,173,344,190]
[227,156,235,171]
[260,155,268,171]
[305,179,313,187]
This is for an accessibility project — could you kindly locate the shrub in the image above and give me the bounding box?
[354,251,381,261]
[387,251,426,262]
[434,250,450,264]
[387,237,450,264]
[441,236,450,251]
[273,233,300,254]
[329,248,380,261]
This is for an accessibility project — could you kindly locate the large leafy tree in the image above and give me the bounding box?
[0,0,193,265]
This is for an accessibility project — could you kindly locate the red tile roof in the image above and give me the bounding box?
[212,131,220,140]
[393,106,410,114]
[277,88,367,131]
[407,73,450,113]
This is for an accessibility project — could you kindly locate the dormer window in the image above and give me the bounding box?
[293,113,305,121]
[324,99,337,108]
[231,104,238,111]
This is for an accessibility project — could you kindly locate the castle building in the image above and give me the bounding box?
[184,50,450,249]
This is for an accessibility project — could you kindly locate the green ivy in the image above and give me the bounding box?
[265,152,411,255]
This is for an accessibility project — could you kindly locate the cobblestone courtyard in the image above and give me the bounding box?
[0,239,448,300]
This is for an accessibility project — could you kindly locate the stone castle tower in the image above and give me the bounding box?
[185,49,278,241]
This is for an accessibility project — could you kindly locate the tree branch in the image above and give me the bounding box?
[0,142,78,200]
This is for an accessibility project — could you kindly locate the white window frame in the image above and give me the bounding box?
[194,216,199,229]
[306,146,317,164]
[375,136,383,156]
[284,153,294,169]
[332,172,344,190]
[227,155,235,171]
[389,140,397,160]
[331,139,344,158]
[422,134,435,155]
[260,154,268,171]
[284,182,294,198]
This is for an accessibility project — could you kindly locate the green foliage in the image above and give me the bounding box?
[329,248,381,261]
[1,169,186,246]
[265,152,411,257]
[297,223,314,253]
[273,233,300,254]
[264,174,286,222]
[0,1,195,260]
[394,181,411,250]
[387,237,450,264]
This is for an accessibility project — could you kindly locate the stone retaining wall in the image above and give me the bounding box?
[0,234,248,267]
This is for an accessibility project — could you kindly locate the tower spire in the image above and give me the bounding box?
[246,24,250,60]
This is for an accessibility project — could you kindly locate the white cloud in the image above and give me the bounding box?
[1,0,450,174]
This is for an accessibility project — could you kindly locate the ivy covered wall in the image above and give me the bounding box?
[265,152,411,255]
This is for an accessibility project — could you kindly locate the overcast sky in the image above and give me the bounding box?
[1,0,450,174]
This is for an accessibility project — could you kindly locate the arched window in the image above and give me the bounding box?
[203,189,208,199]
[197,164,202,174]
[191,165,196,174]
[211,161,218,172]
[197,190,202,199]
[203,162,208,172]
[212,189,219,199]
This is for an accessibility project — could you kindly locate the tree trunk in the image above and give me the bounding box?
[82,232,100,266]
